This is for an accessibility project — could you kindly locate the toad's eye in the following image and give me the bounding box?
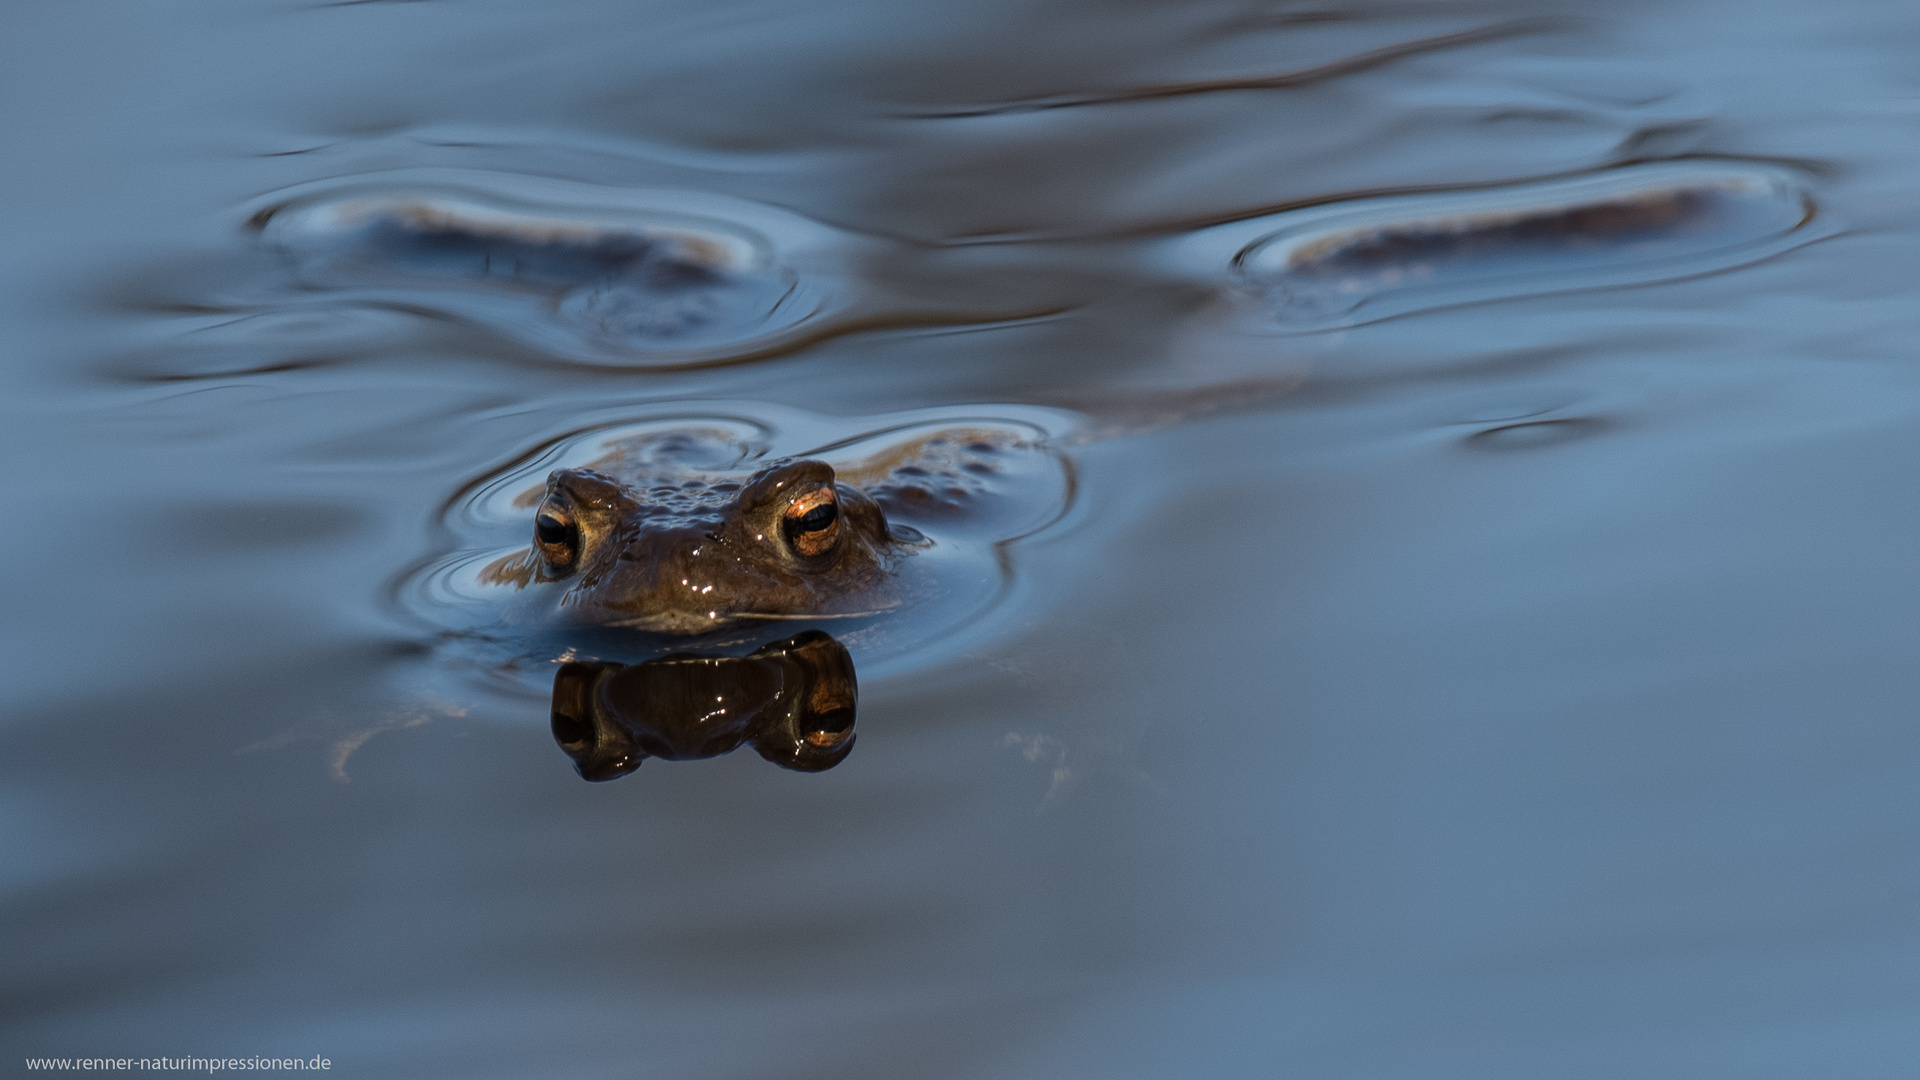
[781,486,840,558]
[534,505,580,570]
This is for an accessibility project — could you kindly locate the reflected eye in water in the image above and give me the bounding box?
[549,630,858,780]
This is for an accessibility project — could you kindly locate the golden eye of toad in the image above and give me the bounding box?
[782,486,840,557]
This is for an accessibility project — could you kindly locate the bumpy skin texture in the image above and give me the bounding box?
[494,457,905,634]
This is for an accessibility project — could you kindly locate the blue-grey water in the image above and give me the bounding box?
[6,0,1920,1076]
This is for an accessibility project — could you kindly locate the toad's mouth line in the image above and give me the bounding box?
[598,605,901,629]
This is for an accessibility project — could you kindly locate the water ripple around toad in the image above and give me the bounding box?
[393,402,1084,687]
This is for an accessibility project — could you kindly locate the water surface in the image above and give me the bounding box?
[7,0,1920,1076]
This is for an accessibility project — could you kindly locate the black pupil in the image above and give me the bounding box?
[795,501,837,533]
[536,513,572,547]
[551,710,592,750]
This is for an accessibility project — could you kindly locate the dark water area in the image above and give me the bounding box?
[7,0,1920,1075]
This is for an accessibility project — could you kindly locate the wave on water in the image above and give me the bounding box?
[241,168,854,366]
[1163,159,1825,331]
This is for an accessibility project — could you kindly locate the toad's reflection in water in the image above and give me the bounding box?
[549,630,858,780]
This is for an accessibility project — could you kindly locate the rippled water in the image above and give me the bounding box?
[9,0,1920,1075]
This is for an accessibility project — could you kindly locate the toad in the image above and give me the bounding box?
[479,427,1026,635]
